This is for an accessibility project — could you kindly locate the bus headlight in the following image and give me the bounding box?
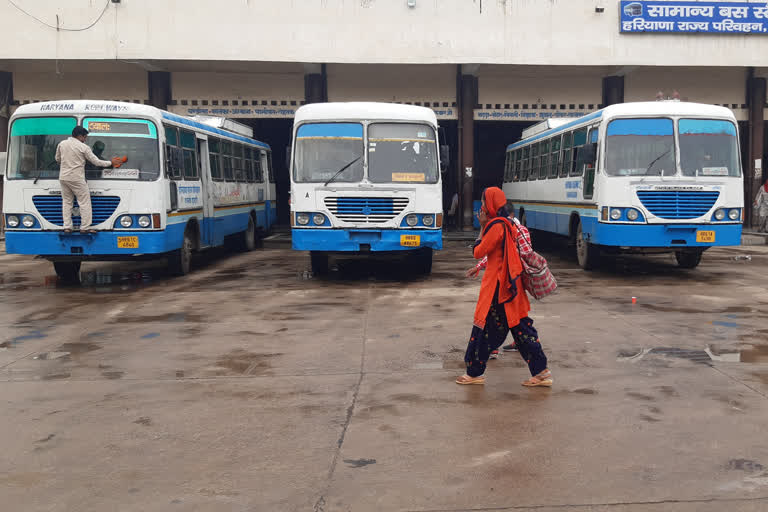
[406,214,418,227]
[138,215,151,228]
[312,214,326,226]
[120,215,133,228]
[296,213,310,225]
[728,209,740,221]
[714,209,726,221]
[7,215,19,228]
[22,215,35,228]
[610,209,622,220]
[422,215,435,227]
[626,209,639,221]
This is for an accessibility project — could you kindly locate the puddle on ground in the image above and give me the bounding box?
[0,329,49,349]
[55,342,101,355]
[619,344,768,364]
[111,313,203,324]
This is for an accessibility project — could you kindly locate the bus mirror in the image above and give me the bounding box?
[440,145,450,171]
[285,146,292,169]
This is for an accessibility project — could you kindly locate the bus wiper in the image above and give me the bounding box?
[324,156,361,187]
[645,149,671,176]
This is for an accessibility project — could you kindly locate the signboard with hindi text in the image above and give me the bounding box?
[620,1,768,34]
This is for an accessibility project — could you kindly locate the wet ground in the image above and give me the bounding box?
[1,236,768,511]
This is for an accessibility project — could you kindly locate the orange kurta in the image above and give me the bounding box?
[472,219,530,329]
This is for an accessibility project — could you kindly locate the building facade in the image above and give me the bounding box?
[1,0,767,226]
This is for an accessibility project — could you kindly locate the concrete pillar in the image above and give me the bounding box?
[747,74,766,228]
[459,65,479,230]
[0,71,11,234]
[148,71,172,110]
[602,76,624,107]
[304,63,326,104]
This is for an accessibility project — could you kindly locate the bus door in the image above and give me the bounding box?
[259,150,274,228]
[583,127,599,200]
[196,135,216,246]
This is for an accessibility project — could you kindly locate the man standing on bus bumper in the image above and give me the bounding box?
[55,126,119,234]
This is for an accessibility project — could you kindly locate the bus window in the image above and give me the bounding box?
[209,138,222,181]
[267,152,274,183]
[221,141,233,181]
[233,144,244,182]
[560,132,573,177]
[605,118,675,176]
[6,117,76,181]
[521,146,530,181]
[539,140,550,180]
[254,152,264,182]
[531,143,540,180]
[180,129,198,180]
[513,150,520,182]
[503,152,510,183]
[571,128,588,176]
[678,119,740,177]
[164,126,183,180]
[550,135,561,178]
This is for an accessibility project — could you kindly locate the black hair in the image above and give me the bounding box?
[72,126,89,138]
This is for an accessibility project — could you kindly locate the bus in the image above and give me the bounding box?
[3,100,276,279]
[289,102,447,274]
[501,101,743,270]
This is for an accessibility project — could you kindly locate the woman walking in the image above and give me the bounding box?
[456,187,552,387]
[755,179,768,233]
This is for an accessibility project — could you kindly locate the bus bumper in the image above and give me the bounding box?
[4,230,179,257]
[291,229,443,252]
[591,223,742,248]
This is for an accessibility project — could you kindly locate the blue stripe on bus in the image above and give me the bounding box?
[606,118,673,136]
[507,110,604,151]
[296,123,363,139]
[679,119,737,136]
[291,228,442,252]
[161,112,271,150]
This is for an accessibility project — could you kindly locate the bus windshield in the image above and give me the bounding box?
[605,118,676,177]
[368,123,438,184]
[293,123,364,183]
[679,119,740,177]
[7,117,161,181]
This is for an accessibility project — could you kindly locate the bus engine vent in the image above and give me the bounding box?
[324,197,410,223]
[636,191,720,220]
[32,195,121,227]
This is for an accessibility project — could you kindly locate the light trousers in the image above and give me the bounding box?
[60,179,92,230]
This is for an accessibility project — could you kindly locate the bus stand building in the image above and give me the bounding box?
[1,0,767,228]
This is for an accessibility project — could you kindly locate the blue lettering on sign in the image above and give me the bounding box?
[183,196,200,204]
[566,192,578,198]
[565,180,581,190]
[620,1,768,34]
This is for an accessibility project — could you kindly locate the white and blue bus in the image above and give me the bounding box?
[3,100,277,279]
[289,103,447,274]
[501,101,744,269]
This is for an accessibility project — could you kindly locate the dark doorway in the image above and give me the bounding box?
[439,120,459,212]
[240,118,294,225]
[474,121,534,198]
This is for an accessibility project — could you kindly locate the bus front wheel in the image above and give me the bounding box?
[310,252,329,275]
[675,250,702,269]
[53,261,81,282]
[575,220,600,270]
[411,248,433,274]
[169,232,193,276]
[238,216,257,252]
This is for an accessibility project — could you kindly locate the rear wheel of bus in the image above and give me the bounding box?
[575,218,600,270]
[310,252,329,275]
[53,261,81,282]
[675,249,703,269]
[238,216,257,252]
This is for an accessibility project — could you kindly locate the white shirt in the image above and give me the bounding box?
[55,137,112,181]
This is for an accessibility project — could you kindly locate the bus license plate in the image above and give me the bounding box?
[696,231,715,243]
[400,235,421,247]
[117,236,139,249]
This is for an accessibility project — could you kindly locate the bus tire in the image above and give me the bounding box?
[415,248,433,274]
[53,261,81,282]
[238,216,257,252]
[675,250,702,269]
[169,230,193,276]
[310,252,329,275]
[575,219,600,270]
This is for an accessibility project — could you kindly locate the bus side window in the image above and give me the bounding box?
[513,150,521,182]
[571,128,588,176]
[244,147,254,182]
[209,138,222,181]
[233,144,244,182]
[254,152,264,183]
[222,141,233,181]
[539,139,550,180]
[164,126,183,180]
[531,143,539,181]
[504,152,511,183]
[180,129,198,180]
[560,132,573,177]
[267,152,274,183]
[550,135,561,178]
[521,146,530,181]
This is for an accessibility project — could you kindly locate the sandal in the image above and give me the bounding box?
[456,374,485,385]
[63,229,72,234]
[522,369,553,387]
[80,229,97,235]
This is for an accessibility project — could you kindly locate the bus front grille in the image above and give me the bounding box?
[636,191,720,220]
[32,195,121,226]
[324,197,410,224]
